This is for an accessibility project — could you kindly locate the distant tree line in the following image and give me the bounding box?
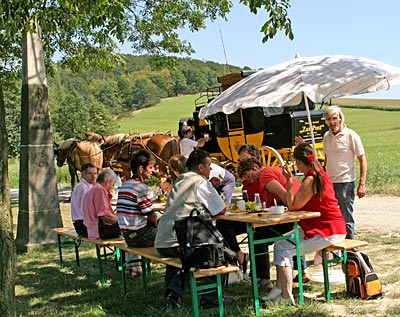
[5,55,244,158]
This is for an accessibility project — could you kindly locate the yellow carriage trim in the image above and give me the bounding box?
[216,131,264,163]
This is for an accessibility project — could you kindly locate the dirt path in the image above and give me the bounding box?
[354,195,400,231]
[11,189,399,231]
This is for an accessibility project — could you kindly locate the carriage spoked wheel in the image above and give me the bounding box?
[259,146,285,167]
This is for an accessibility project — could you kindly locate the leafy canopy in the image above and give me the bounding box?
[1,1,293,72]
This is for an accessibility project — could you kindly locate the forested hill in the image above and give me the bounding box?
[5,55,245,158]
[47,54,244,138]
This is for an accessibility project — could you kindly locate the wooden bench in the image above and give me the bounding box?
[321,239,369,300]
[51,227,125,285]
[113,243,240,317]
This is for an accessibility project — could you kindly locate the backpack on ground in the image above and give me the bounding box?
[173,208,235,271]
[342,250,383,299]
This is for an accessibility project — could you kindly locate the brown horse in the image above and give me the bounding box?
[102,133,179,179]
[54,139,103,190]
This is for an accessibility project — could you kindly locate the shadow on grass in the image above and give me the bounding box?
[16,244,337,317]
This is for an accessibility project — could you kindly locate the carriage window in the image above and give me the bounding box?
[227,111,243,130]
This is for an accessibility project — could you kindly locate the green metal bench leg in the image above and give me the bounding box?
[116,248,127,296]
[56,235,80,269]
[56,234,64,269]
[322,248,331,300]
[190,273,200,317]
[141,258,150,293]
[190,274,224,317]
[95,245,105,285]
[342,250,349,294]
[322,248,349,300]
[216,274,223,317]
[74,241,80,267]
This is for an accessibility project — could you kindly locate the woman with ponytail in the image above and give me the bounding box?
[262,143,346,306]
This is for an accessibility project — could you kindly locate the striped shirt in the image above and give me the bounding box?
[116,178,153,232]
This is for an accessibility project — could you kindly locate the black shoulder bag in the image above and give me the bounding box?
[173,208,236,271]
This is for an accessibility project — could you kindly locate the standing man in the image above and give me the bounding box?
[179,125,208,157]
[155,149,226,309]
[70,163,98,236]
[323,105,367,239]
[117,149,157,247]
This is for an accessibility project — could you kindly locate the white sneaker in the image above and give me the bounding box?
[260,287,281,301]
[264,294,295,306]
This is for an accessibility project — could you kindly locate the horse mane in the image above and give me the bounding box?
[105,134,129,144]
[137,132,156,139]
[58,138,79,150]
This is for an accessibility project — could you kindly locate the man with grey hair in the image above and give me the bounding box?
[323,105,367,239]
[83,169,119,239]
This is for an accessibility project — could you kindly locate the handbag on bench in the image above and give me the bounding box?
[98,217,121,239]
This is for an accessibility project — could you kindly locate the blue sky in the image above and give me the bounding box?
[164,0,400,99]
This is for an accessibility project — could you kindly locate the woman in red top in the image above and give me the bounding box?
[263,143,346,305]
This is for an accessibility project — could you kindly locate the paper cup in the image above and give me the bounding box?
[271,205,288,215]
[236,200,246,211]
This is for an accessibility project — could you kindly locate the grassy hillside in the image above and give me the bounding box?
[117,94,198,135]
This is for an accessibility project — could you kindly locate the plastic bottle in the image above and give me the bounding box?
[254,193,262,211]
[242,189,249,202]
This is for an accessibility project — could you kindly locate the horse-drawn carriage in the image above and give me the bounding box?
[179,71,328,172]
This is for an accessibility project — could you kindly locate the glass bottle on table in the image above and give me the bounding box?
[254,193,262,211]
[242,189,249,202]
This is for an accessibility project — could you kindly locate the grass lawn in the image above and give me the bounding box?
[15,222,400,317]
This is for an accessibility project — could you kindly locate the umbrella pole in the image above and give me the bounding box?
[303,92,318,158]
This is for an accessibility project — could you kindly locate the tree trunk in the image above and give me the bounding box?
[0,77,16,317]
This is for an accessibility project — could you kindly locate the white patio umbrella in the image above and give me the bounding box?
[198,54,400,152]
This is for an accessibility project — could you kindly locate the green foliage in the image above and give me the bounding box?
[240,0,294,42]
[4,78,21,158]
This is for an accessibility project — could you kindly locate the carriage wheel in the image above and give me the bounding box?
[259,146,285,167]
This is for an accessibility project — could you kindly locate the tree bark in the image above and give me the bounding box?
[0,78,16,317]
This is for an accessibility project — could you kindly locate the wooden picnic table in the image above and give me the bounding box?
[216,210,321,316]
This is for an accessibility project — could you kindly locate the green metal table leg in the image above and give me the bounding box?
[247,222,260,316]
[294,222,304,305]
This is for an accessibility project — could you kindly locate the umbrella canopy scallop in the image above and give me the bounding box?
[199,55,400,119]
